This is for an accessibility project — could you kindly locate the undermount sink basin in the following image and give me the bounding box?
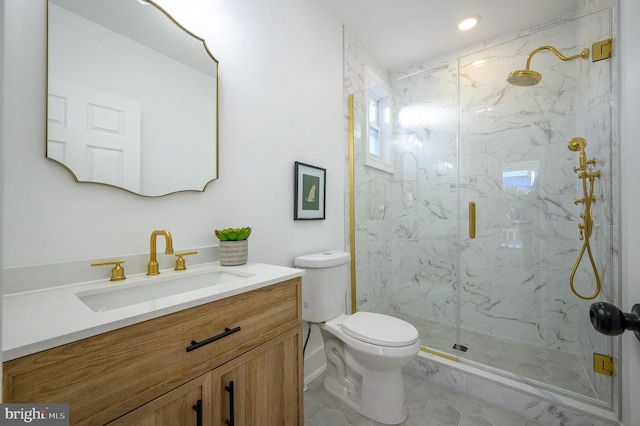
[77,268,253,312]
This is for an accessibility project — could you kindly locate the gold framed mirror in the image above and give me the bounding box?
[47,0,219,196]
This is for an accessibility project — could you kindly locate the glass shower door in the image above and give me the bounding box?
[386,63,460,359]
[457,9,614,404]
[351,63,461,360]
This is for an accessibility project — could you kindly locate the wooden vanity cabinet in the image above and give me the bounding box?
[112,327,301,426]
[3,278,303,426]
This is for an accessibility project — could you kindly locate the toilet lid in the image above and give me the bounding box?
[341,312,418,347]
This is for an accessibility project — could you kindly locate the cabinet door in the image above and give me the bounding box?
[212,327,303,426]
[108,373,212,426]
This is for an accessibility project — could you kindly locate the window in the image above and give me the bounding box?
[500,160,539,249]
[364,67,393,173]
[502,161,539,193]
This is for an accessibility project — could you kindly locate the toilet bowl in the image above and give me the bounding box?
[294,251,420,425]
[319,313,420,424]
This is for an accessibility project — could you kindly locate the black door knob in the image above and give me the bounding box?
[590,302,640,341]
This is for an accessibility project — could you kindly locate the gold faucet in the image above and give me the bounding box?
[147,230,174,276]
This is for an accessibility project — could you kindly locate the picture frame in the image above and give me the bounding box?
[294,161,326,220]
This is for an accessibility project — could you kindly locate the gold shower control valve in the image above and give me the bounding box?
[588,170,601,180]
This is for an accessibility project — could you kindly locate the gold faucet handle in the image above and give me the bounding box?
[175,251,198,271]
[91,260,126,281]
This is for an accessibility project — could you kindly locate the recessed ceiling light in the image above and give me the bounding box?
[458,14,481,31]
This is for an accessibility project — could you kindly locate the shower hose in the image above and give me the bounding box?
[570,232,601,300]
[569,169,601,300]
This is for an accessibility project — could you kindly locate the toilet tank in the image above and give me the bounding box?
[294,251,350,323]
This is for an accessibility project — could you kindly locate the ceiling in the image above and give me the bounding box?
[315,0,583,72]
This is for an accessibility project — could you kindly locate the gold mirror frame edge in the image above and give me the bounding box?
[46,157,218,197]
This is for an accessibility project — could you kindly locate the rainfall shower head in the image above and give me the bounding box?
[506,69,542,87]
[506,45,589,87]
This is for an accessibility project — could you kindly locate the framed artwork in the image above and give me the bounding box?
[294,161,326,220]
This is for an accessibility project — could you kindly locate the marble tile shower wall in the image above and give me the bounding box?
[390,63,459,328]
[344,30,395,315]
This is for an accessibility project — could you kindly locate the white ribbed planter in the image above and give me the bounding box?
[218,240,248,266]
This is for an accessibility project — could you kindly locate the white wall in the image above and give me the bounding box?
[619,0,640,423]
[2,0,345,269]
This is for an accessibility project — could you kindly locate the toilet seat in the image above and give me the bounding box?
[341,312,418,347]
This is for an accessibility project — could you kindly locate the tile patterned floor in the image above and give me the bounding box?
[391,311,596,399]
[304,373,546,426]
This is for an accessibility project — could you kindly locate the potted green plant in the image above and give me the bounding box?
[215,227,251,266]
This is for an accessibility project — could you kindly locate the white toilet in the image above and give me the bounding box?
[295,251,420,425]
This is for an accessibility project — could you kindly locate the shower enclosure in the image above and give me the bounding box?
[349,7,616,408]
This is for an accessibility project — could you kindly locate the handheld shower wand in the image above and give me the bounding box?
[568,137,588,171]
[568,137,601,300]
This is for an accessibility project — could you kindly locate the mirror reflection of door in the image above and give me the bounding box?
[47,0,219,197]
[48,81,141,192]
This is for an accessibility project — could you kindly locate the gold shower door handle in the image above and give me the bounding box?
[469,202,476,239]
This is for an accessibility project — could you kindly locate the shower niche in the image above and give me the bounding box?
[349,6,616,410]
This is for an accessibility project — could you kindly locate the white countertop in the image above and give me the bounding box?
[2,262,304,361]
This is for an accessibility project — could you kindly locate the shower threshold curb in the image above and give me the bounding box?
[411,351,619,426]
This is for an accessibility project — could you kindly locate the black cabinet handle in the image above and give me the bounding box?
[192,399,202,426]
[186,326,241,352]
[225,381,235,426]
